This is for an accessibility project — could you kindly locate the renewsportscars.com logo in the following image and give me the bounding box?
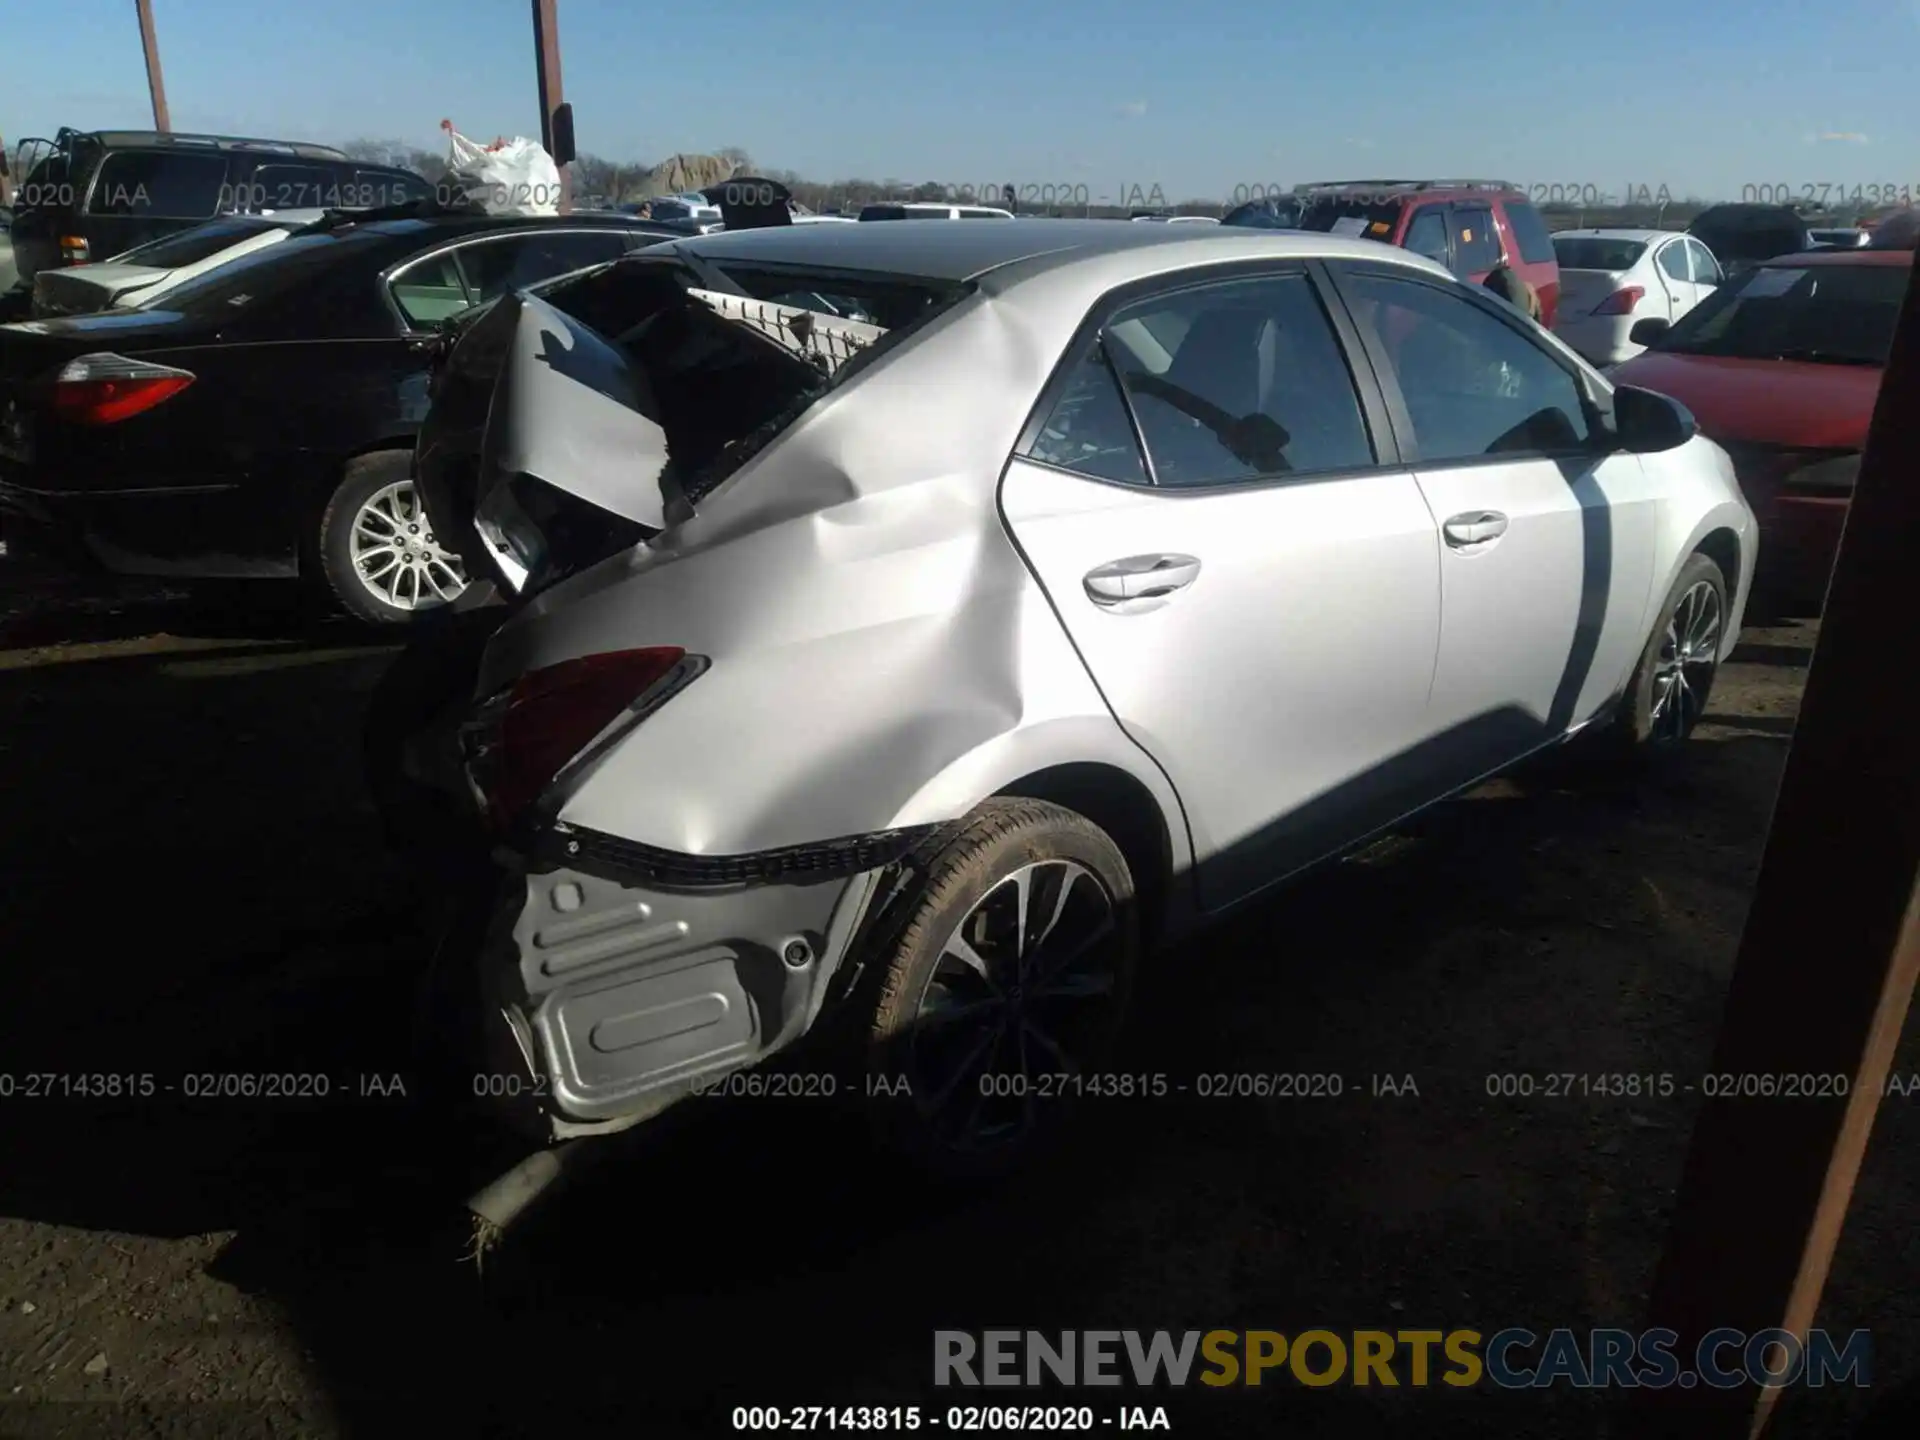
[934,1328,1872,1390]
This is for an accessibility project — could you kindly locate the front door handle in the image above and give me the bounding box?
[1084,553,1202,607]
[1442,511,1509,548]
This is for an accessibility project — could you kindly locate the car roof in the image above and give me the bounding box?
[72,130,352,161]
[351,211,681,238]
[1758,247,1914,268]
[672,218,1446,283]
[1553,228,1683,241]
[1690,203,1809,225]
[1301,181,1523,203]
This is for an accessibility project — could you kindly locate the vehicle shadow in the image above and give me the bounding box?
[1727,641,1814,669]
[0,625,1812,1436]
[0,576,388,650]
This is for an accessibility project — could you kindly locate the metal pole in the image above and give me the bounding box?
[531,0,572,214]
[135,0,171,133]
[1631,260,1920,1436]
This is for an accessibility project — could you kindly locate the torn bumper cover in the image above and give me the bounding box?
[470,822,926,1142]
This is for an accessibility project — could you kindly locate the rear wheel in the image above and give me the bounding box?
[1613,550,1728,752]
[318,452,471,625]
[857,799,1139,1181]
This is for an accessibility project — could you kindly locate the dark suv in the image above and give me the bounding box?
[1293,179,1561,325]
[4,128,430,300]
[1685,204,1818,279]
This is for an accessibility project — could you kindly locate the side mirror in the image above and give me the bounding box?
[1611,384,1696,454]
[1629,316,1670,347]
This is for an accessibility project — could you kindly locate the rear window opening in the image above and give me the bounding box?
[623,265,965,499]
[88,151,228,220]
[1297,198,1403,238]
[506,256,968,508]
[1553,237,1648,271]
[450,260,968,595]
[108,217,281,268]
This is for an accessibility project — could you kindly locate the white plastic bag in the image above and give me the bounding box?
[440,119,561,216]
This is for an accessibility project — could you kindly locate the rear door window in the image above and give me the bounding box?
[1100,272,1377,486]
[1402,207,1450,264]
[1503,200,1558,264]
[245,164,353,212]
[1687,240,1723,284]
[1657,241,1692,282]
[389,251,472,326]
[357,170,434,206]
[1448,207,1502,273]
[87,151,228,219]
[452,230,634,307]
[1026,343,1149,485]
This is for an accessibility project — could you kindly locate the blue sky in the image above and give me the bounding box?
[5,0,1915,201]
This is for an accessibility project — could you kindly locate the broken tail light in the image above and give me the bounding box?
[462,647,705,834]
[1591,286,1646,317]
[47,353,195,425]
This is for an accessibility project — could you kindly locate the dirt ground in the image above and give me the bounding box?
[0,571,1916,1440]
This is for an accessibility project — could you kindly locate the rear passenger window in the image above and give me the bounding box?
[454,231,633,305]
[1102,274,1376,487]
[358,170,433,205]
[1658,242,1691,281]
[1403,207,1450,263]
[389,253,471,326]
[247,164,345,211]
[1448,208,1502,273]
[1027,344,1148,485]
[88,152,227,219]
[1503,200,1558,265]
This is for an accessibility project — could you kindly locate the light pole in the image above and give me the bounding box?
[135,0,171,132]
[531,0,573,213]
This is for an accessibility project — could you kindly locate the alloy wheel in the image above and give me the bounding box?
[350,479,468,612]
[1649,579,1722,741]
[908,860,1124,1155]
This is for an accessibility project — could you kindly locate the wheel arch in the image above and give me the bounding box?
[1686,519,1748,660]
[1693,525,1741,594]
[297,440,416,569]
[991,761,1181,946]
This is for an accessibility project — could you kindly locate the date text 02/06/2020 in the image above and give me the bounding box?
[730,1404,1173,1431]
[677,1070,1421,1101]
[0,1072,410,1100]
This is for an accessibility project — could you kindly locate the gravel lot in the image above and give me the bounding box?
[0,573,1915,1439]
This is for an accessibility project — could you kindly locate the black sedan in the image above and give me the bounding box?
[0,204,685,622]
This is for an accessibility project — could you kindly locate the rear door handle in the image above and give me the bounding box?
[1083,553,1202,607]
[1442,511,1509,548]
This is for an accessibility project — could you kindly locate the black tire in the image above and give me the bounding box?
[1611,550,1728,753]
[854,798,1139,1181]
[317,451,472,625]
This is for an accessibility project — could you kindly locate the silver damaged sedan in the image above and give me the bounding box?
[408,219,1756,1179]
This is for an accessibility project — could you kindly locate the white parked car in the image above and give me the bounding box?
[1551,228,1723,366]
[28,210,331,317]
[858,202,1015,220]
